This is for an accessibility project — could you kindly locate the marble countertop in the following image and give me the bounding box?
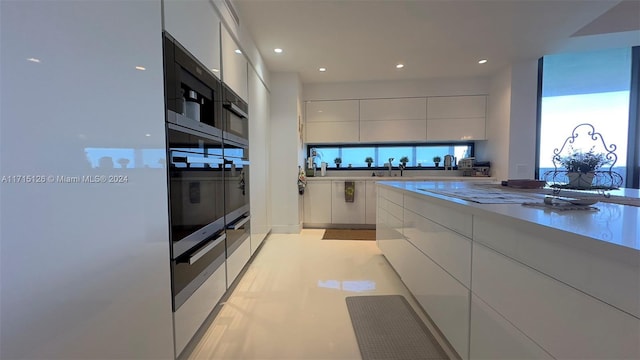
[379,180,640,252]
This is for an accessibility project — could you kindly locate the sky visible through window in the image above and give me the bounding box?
[538,48,631,185]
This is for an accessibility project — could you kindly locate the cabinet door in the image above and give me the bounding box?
[306,100,359,143]
[331,181,366,224]
[365,181,377,224]
[221,27,248,101]
[426,96,486,140]
[303,182,332,224]
[163,0,221,78]
[360,98,427,142]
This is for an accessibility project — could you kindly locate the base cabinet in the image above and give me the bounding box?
[226,236,251,288]
[470,294,553,359]
[303,181,332,224]
[174,264,226,356]
[331,181,366,224]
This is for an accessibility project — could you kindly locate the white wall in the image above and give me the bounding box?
[270,73,304,233]
[303,77,489,100]
[477,59,539,181]
[0,1,174,359]
[508,60,539,179]
[477,67,512,181]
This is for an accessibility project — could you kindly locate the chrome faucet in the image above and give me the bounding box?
[387,158,394,177]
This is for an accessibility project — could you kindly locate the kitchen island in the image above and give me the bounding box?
[377,180,639,359]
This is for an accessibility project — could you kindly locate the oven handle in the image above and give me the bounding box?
[187,233,226,265]
[223,102,248,119]
[228,215,250,230]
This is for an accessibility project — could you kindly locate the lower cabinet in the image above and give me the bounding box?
[365,181,377,224]
[377,184,640,360]
[226,236,251,288]
[174,264,227,356]
[331,180,366,224]
[303,181,332,224]
[469,294,553,359]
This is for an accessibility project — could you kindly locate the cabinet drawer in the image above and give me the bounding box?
[472,242,640,359]
[379,186,403,206]
[403,208,471,287]
[470,294,553,359]
[474,217,640,318]
[401,242,470,359]
[404,193,472,238]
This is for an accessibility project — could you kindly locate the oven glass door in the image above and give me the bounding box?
[223,139,250,255]
[168,125,225,258]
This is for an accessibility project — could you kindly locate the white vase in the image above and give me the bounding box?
[567,172,595,189]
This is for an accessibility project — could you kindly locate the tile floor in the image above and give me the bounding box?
[184,229,450,360]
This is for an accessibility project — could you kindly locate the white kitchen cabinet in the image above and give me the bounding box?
[303,181,332,225]
[221,27,248,101]
[226,237,251,288]
[470,294,553,359]
[163,0,221,78]
[305,100,359,143]
[426,96,486,140]
[359,98,427,142]
[365,181,377,224]
[331,180,366,224]
[472,242,640,360]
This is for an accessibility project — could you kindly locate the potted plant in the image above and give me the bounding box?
[399,156,409,167]
[433,156,441,167]
[558,147,610,188]
[334,157,342,168]
[365,156,374,168]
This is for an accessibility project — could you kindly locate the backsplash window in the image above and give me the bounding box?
[308,143,474,168]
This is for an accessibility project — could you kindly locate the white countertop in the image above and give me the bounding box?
[379,180,640,252]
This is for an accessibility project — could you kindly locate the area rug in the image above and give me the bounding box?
[345,295,449,360]
[321,229,376,241]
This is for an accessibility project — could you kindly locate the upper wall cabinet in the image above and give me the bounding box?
[360,98,427,142]
[427,96,487,141]
[306,100,359,143]
[221,27,248,102]
[163,0,221,79]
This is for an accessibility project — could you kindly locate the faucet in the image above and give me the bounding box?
[387,158,394,177]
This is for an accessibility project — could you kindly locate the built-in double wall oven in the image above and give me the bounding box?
[163,32,250,312]
[164,32,226,312]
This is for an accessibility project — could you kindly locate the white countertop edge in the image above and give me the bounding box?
[378,180,640,252]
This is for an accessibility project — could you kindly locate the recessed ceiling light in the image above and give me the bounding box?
[396,63,404,69]
[235,49,242,54]
[274,48,283,53]
[478,59,488,64]
[135,66,146,71]
[319,67,327,72]
[145,133,151,137]
[26,57,41,63]
[211,68,219,73]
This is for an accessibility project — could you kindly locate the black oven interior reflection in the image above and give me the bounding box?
[167,124,226,310]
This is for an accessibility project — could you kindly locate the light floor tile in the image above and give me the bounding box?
[186,229,435,360]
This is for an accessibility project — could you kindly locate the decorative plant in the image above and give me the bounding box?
[432,156,441,165]
[334,157,342,168]
[365,156,374,167]
[559,147,610,174]
[399,156,409,166]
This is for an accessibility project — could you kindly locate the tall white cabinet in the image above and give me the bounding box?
[0,1,174,359]
[221,27,248,101]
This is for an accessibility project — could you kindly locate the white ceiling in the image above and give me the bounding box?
[234,0,640,84]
